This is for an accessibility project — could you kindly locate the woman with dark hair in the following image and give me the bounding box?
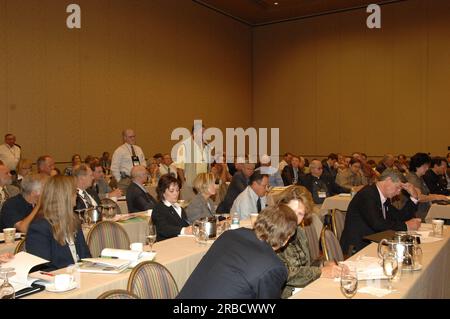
[406,153,448,220]
[64,154,82,176]
[178,204,297,299]
[26,175,91,270]
[151,174,191,241]
[273,185,343,298]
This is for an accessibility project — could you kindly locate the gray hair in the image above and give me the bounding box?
[72,164,91,177]
[379,168,406,183]
[21,174,47,195]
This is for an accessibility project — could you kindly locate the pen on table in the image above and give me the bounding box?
[334,258,339,266]
[101,256,119,259]
[39,271,55,277]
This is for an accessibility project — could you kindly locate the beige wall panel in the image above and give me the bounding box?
[426,1,450,155]
[1,0,252,162]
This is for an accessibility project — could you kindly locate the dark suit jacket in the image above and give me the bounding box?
[423,169,449,196]
[26,218,91,271]
[281,165,303,186]
[321,161,337,180]
[340,184,417,255]
[216,171,249,213]
[75,188,101,211]
[299,173,349,204]
[126,182,157,213]
[177,228,287,299]
[0,194,33,229]
[151,201,190,242]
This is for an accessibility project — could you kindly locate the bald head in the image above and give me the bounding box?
[122,129,136,145]
[131,165,148,185]
[309,160,323,178]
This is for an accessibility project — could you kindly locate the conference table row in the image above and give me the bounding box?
[291,223,450,299]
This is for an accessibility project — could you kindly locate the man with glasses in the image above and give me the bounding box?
[299,159,349,205]
[126,165,157,213]
[111,129,146,192]
[230,171,269,220]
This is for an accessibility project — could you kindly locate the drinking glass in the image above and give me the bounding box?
[382,252,399,291]
[146,224,157,252]
[0,267,15,299]
[340,266,358,299]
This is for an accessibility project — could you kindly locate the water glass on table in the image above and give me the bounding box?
[382,252,399,291]
[146,224,157,252]
[340,264,358,299]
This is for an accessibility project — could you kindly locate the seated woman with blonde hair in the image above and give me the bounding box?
[26,176,91,270]
[274,185,342,298]
[185,173,217,223]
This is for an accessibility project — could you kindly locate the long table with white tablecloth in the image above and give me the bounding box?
[291,223,450,299]
[25,235,210,299]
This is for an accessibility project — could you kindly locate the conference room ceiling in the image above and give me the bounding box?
[194,0,397,26]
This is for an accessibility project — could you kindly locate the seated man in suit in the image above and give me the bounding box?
[0,164,20,211]
[73,164,101,211]
[0,174,47,233]
[177,204,297,299]
[321,153,338,181]
[423,156,449,196]
[282,155,304,186]
[340,170,421,256]
[126,165,157,213]
[231,171,269,220]
[90,162,122,200]
[299,159,349,205]
[216,162,255,213]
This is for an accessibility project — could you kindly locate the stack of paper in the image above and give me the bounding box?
[2,252,49,291]
[100,248,156,268]
[79,257,130,274]
[342,256,388,281]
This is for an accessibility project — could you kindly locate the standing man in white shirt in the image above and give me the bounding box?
[0,134,21,174]
[159,153,178,178]
[111,129,146,192]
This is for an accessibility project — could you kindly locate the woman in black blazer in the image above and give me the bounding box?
[26,176,91,270]
[151,174,191,241]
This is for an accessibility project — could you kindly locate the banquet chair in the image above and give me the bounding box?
[320,224,344,262]
[14,238,26,254]
[86,221,130,257]
[302,223,321,264]
[127,261,178,299]
[331,209,346,240]
[97,289,139,299]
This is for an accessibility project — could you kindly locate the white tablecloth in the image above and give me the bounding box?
[291,223,450,299]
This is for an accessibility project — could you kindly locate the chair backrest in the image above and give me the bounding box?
[14,238,26,254]
[303,224,320,262]
[331,209,346,240]
[97,289,139,299]
[127,261,178,299]
[320,226,344,262]
[86,221,130,257]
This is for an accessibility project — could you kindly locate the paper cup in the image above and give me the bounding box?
[54,274,74,291]
[432,219,444,237]
[130,242,144,252]
[3,228,16,244]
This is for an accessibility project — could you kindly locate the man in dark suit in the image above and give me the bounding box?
[299,159,349,204]
[216,162,255,213]
[177,204,297,299]
[281,155,304,186]
[423,157,449,196]
[321,153,338,180]
[126,165,157,213]
[340,170,421,256]
[73,164,101,211]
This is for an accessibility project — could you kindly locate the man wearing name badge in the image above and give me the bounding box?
[174,122,211,201]
[299,159,349,205]
[340,170,421,256]
[73,164,101,211]
[0,134,21,174]
[230,171,268,220]
[110,129,146,193]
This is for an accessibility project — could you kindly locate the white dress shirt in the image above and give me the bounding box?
[0,144,21,171]
[163,200,187,235]
[159,163,178,178]
[110,143,146,181]
[230,186,267,220]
